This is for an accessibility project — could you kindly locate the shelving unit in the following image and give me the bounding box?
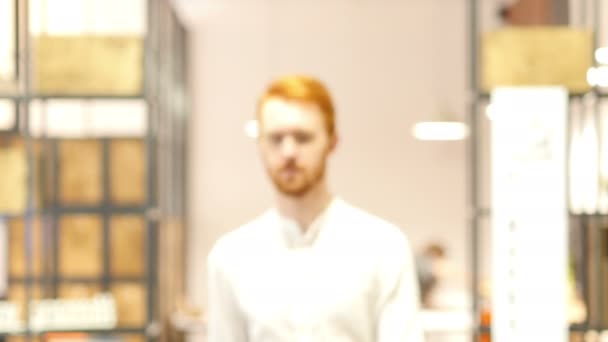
[467,0,608,341]
[0,1,189,341]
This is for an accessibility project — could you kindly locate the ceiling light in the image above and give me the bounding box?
[0,101,14,130]
[244,119,259,139]
[587,66,608,87]
[596,47,608,65]
[412,121,469,141]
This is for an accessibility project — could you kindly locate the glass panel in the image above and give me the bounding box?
[482,28,593,94]
[30,100,147,138]
[58,140,102,205]
[30,0,146,36]
[569,99,585,214]
[569,215,589,326]
[6,336,42,342]
[0,139,27,214]
[110,215,145,277]
[58,283,102,299]
[42,334,92,342]
[36,335,141,342]
[110,140,146,205]
[0,100,16,131]
[30,100,87,138]
[120,335,145,342]
[0,0,15,83]
[29,0,146,96]
[111,283,146,327]
[569,332,585,342]
[89,0,147,35]
[90,100,147,137]
[8,284,42,321]
[601,1,608,51]
[58,215,102,277]
[8,217,44,278]
[30,0,88,36]
[599,100,608,214]
[0,218,6,296]
[33,36,143,96]
[27,284,113,333]
[601,219,608,327]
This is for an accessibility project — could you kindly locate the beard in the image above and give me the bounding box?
[268,159,327,197]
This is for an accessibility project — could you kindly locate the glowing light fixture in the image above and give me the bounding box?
[596,47,608,65]
[587,66,608,87]
[0,101,14,130]
[412,121,469,141]
[244,119,259,139]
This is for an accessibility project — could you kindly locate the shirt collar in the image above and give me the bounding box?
[275,197,339,249]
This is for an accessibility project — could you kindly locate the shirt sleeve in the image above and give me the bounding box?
[375,233,424,342]
[207,244,248,342]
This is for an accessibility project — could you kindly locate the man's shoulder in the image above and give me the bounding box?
[208,210,274,265]
[341,201,412,259]
[337,200,404,233]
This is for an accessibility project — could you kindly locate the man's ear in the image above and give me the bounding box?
[329,133,339,153]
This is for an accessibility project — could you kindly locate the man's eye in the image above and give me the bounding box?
[295,133,312,143]
[268,134,282,145]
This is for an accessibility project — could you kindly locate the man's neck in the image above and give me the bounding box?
[276,180,334,232]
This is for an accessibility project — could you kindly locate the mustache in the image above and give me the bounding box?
[279,161,302,171]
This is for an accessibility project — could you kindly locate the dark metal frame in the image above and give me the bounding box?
[468,0,608,340]
[467,0,480,340]
[0,0,190,341]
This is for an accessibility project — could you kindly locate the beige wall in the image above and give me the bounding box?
[185,0,473,321]
[173,1,608,339]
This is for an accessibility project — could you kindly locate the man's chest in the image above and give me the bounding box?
[231,248,377,329]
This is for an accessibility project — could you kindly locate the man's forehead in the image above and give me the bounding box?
[260,98,323,126]
[261,97,321,118]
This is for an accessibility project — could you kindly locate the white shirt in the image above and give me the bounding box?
[207,198,423,342]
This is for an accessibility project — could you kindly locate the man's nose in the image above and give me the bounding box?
[280,136,298,158]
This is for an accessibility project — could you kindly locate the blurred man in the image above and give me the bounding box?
[207,75,423,341]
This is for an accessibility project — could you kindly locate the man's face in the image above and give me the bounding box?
[258,97,336,197]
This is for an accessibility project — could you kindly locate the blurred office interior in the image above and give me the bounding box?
[1,0,607,341]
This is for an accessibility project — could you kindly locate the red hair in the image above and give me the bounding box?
[257,75,336,136]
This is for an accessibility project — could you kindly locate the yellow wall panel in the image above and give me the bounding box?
[111,215,145,277]
[111,283,146,327]
[482,27,593,93]
[58,215,102,277]
[110,140,146,205]
[34,36,143,95]
[59,140,102,206]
